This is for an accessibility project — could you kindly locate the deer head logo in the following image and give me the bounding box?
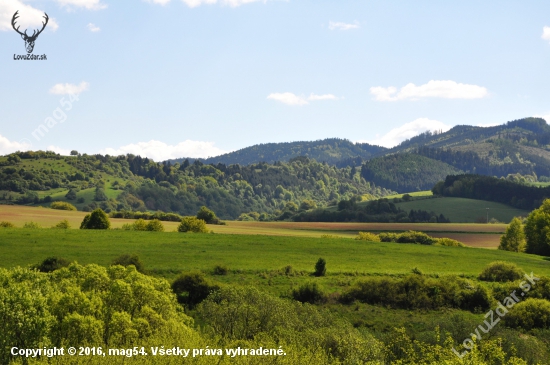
[12,11,49,54]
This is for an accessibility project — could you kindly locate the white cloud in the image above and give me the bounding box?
[56,0,107,11]
[0,134,33,155]
[267,92,341,105]
[364,118,452,148]
[543,26,550,43]
[267,92,308,106]
[328,21,359,31]
[144,0,171,4]
[87,23,100,32]
[370,80,489,102]
[98,140,228,161]
[49,82,89,95]
[46,146,72,155]
[181,0,269,8]
[308,93,339,101]
[0,1,59,31]
[534,113,550,123]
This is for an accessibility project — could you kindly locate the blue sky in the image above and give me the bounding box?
[1,0,550,160]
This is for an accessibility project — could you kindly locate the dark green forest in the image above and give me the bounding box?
[433,174,550,210]
[360,153,462,193]
[0,152,392,219]
[169,138,387,166]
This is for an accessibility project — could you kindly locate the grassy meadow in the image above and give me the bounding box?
[394,196,529,223]
[1,205,507,248]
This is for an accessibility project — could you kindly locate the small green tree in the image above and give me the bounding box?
[178,217,208,233]
[35,257,70,273]
[146,219,164,232]
[524,199,550,256]
[65,189,77,200]
[299,199,317,211]
[80,209,110,230]
[196,206,219,224]
[314,258,326,277]
[171,271,215,308]
[52,219,71,229]
[94,187,108,202]
[499,217,526,252]
[50,201,77,211]
[112,254,145,273]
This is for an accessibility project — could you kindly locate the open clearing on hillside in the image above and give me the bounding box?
[394,197,529,223]
[0,229,548,278]
[0,205,506,247]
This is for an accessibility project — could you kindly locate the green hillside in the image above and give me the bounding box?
[360,153,462,193]
[0,152,393,219]
[170,138,387,166]
[394,197,529,223]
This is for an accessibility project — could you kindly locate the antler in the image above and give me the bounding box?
[11,11,25,36]
[34,13,49,38]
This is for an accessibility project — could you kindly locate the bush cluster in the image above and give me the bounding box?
[341,274,493,311]
[80,209,110,230]
[50,201,77,211]
[121,219,164,232]
[478,261,524,282]
[177,217,208,233]
[357,230,466,247]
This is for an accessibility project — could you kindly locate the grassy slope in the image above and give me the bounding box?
[0,205,507,248]
[2,157,127,210]
[0,229,548,278]
[394,197,529,223]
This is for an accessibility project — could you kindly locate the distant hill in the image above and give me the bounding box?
[168,138,387,166]
[0,151,393,219]
[360,153,463,193]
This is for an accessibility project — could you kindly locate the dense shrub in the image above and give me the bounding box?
[197,286,383,364]
[171,271,217,308]
[0,264,196,364]
[0,221,15,228]
[499,217,526,252]
[314,258,326,277]
[50,201,77,211]
[292,282,326,304]
[341,275,492,311]
[111,254,145,273]
[196,206,222,224]
[504,298,550,330]
[177,217,208,233]
[145,219,164,232]
[396,231,438,245]
[132,218,148,231]
[435,238,466,247]
[355,232,381,241]
[478,261,524,282]
[212,264,229,276]
[80,209,110,230]
[379,232,399,242]
[34,257,71,273]
[23,221,41,229]
[52,219,71,229]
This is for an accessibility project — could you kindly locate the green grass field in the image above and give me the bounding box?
[384,190,434,199]
[0,205,508,248]
[0,228,548,278]
[394,197,529,223]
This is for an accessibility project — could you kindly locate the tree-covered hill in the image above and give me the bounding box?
[0,152,393,219]
[169,138,387,166]
[433,174,550,210]
[360,153,463,193]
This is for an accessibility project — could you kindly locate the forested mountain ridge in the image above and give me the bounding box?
[360,153,463,193]
[0,152,393,219]
[168,138,387,166]
[345,117,550,191]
